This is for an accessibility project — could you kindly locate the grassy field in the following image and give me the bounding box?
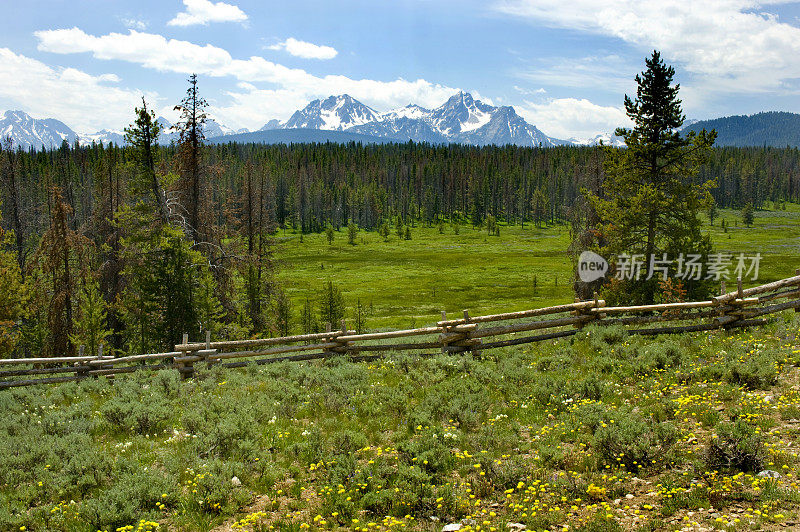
[276,204,800,329]
[2,314,800,531]
[3,203,800,532]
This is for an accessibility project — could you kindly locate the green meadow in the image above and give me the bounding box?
[3,315,800,531]
[276,204,800,330]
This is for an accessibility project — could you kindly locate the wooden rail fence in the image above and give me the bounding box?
[1,271,799,389]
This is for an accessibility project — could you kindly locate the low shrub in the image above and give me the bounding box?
[593,412,678,472]
[725,350,781,390]
[705,419,765,472]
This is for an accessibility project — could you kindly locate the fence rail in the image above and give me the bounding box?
[1,271,799,389]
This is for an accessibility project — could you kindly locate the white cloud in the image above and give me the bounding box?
[120,17,148,31]
[0,48,157,132]
[268,38,338,60]
[36,28,234,74]
[34,28,458,129]
[517,97,631,140]
[495,0,800,94]
[167,0,247,26]
[518,55,636,95]
[513,85,546,96]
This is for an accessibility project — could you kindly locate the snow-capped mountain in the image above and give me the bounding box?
[456,104,556,146]
[80,129,126,146]
[284,94,381,130]
[260,119,282,131]
[204,118,248,138]
[569,133,626,147]
[0,110,79,150]
[429,92,495,136]
[267,92,561,147]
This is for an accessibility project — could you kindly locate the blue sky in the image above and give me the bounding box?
[3,0,800,139]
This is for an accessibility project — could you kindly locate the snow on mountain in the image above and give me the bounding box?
[79,129,126,146]
[1,92,602,150]
[380,104,431,121]
[284,95,381,130]
[271,92,562,147]
[430,91,495,136]
[0,110,79,150]
[260,119,282,131]
[456,105,556,147]
[155,116,179,144]
[204,118,237,138]
[569,133,625,147]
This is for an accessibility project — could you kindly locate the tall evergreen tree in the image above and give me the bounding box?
[0,200,24,358]
[1,137,25,273]
[318,280,345,328]
[125,97,169,223]
[173,74,208,241]
[34,187,90,356]
[588,51,717,304]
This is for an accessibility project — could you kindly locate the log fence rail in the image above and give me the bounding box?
[1,272,799,389]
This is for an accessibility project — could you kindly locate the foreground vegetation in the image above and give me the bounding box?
[2,312,800,531]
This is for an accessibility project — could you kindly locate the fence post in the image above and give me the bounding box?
[440,311,449,355]
[178,332,193,379]
[796,269,800,312]
[462,309,482,357]
[75,345,87,380]
[94,344,104,379]
[323,322,334,357]
[572,297,588,330]
[335,319,350,356]
[203,330,214,368]
[592,291,605,321]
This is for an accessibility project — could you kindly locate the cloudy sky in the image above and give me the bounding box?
[3,0,800,139]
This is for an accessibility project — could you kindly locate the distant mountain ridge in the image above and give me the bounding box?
[7,103,800,151]
[0,111,250,150]
[266,92,563,147]
[683,111,800,147]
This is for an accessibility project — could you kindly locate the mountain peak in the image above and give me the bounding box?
[5,110,31,120]
[0,110,78,150]
[285,93,380,130]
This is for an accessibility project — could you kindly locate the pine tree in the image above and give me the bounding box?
[587,51,717,304]
[35,187,91,356]
[378,221,390,241]
[325,223,335,245]
[272,289,292,337]
[742,202,754,227]
[300,298,317,334]
[125,97,169,223]
[347,221,358,245]
[173,74,208,241]
[70,276,111,357]
[0,200,24,357]
[318,280,345,328]
[708,200,717,226]
[1,137,25,273]
[486,214,497,235]
[532,188,547,228]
